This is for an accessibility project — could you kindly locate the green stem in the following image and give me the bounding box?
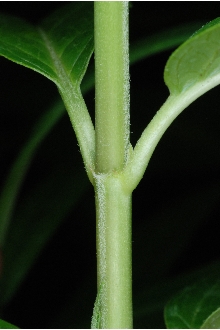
[59,87,95,184]
[39,28,95,184]
[94,1,130,173]
[94,173,132,328]
[94,1,132,328]
[123,75,220,192]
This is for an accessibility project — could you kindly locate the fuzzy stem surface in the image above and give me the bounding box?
[95,1,130,173]
[94,2,132,328]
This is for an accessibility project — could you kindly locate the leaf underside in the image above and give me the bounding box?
[164,17,220,95]
[0,2,94,87]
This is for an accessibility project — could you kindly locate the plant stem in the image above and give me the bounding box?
[123,73,220,192]
[94,174,132,328]
[94,2,132,328]
[94,1,130,173]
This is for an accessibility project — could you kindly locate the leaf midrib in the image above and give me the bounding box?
[38,27,73,91]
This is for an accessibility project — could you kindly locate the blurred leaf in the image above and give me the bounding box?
[0,100,64,246]
[164,18,220,95]
[164,273,220,328]
[0,319,18,329]
[130,22,203,63]
[0,164,88,306]
[133,182,220,284]
[134,261,220,329]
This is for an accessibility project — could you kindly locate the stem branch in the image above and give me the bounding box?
[123,74,220,192]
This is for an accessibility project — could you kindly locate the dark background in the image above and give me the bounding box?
[0,2,220,328]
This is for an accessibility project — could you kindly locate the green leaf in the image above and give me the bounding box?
[201,307,220,329]
[127,17,220,192]
[191,18,220,38]
[134,261,220,329]
[0,2,95,306]
[0,2,95,181]
[0,3,93,87]
[164,274,220,328]
[0,319,19,329]
[164,18,220,95]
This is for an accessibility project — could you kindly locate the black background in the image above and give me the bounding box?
[0,2,220,328]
